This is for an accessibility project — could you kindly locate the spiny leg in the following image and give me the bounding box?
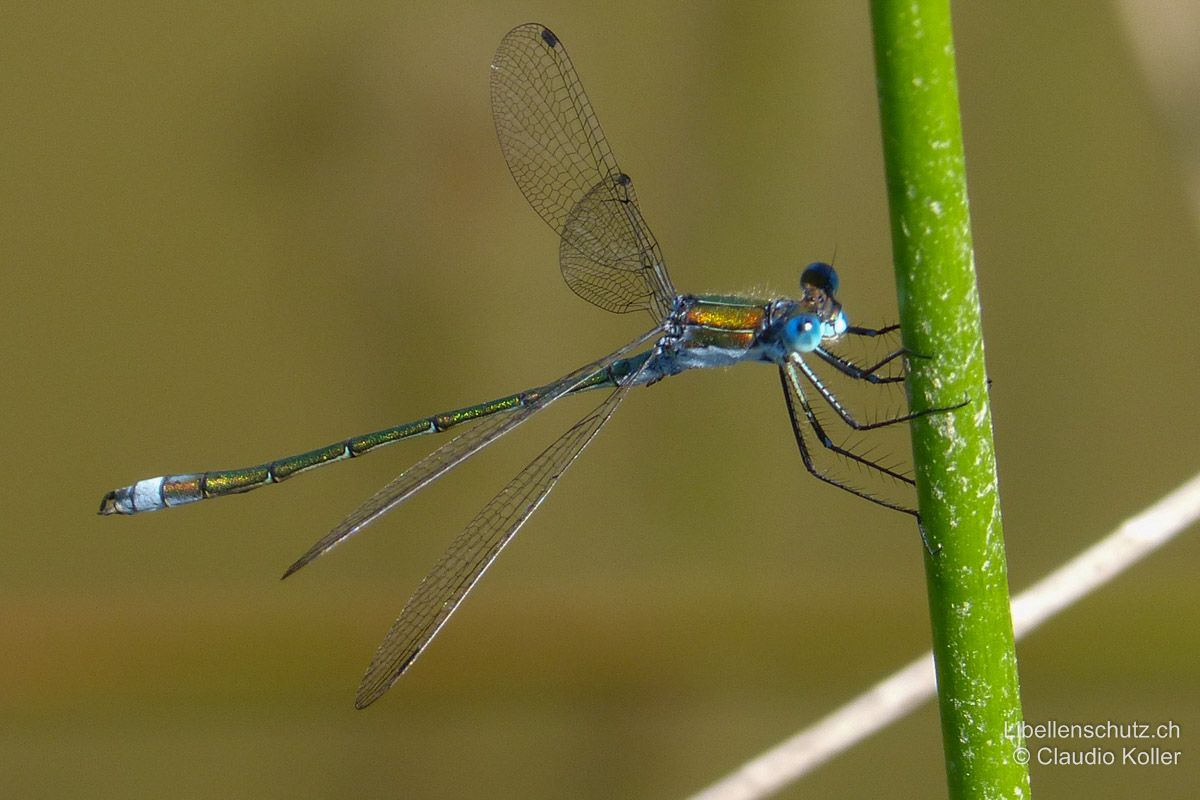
[815,347,908,385]
[778,365,940,553]
[834,322,934,381]
[782,362,914,487]
[845,323,901,337]
[792,353,967,432]
[820,325,931,383]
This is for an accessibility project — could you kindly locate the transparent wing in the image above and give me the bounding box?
[354,355,652,707]
[283,326,662,578]
[490,23,676,319]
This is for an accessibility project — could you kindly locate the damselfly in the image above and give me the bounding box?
[101,23,956,708]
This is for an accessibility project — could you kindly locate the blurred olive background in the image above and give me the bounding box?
[4,2,1199,797]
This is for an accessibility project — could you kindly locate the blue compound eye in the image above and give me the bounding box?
[801,262,840,295]
[784,314,823,352]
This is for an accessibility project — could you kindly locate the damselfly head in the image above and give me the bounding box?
[801,262,840,296]
[795,262,848,341]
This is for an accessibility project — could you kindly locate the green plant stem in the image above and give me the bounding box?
[868,2,1030,797]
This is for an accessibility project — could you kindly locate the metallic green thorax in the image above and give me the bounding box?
[681,295,769,353]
